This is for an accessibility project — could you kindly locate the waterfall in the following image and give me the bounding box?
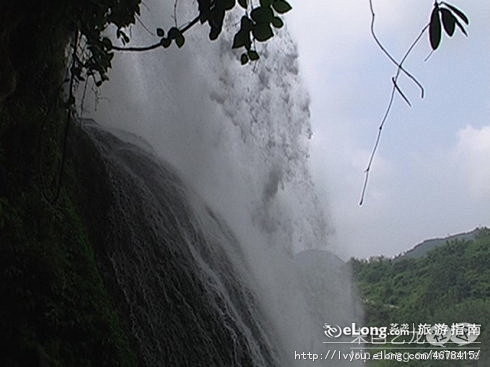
[79,1,362,365]
[73,122,279,365]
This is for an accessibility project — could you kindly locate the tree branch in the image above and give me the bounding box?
[360,3,429,206]
[368,0,425,97]
[110,14,201,52]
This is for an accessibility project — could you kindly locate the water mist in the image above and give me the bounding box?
[80,1,363,365]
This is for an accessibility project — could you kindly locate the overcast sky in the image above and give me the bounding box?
[285,0,490,258]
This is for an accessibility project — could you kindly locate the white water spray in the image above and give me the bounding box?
[82,1,362,364]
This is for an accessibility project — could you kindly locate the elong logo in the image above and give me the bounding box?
[324,323,388,339]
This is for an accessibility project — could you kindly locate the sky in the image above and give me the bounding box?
[285,0,490,258]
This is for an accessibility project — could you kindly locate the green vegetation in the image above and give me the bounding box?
[0,188,137,366]
[0,75,138,364]
[400,229,480,260]
[0,1,292,364]
[0,0,474,365]
[0,3,139,364]
[351,228,490,366]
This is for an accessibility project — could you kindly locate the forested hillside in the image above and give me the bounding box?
[351,228,489,366]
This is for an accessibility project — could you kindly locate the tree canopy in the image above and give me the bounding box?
[351,229,489,365]
[65,0,294,88]
[51,0,469,89]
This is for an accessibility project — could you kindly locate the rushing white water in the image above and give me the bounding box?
[81,1,362,365]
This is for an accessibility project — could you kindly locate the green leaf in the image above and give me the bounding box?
[117,29,130,44]
[232,30,249,48]
[175,34,185,48]
[442,2,469,25]
[240,16,253,31]
[429,6,441,50]
[160,38,171,48]
[209,27,220,40]
[241,53,249,65]
[198,0,211,23]
[101,37,112,49]
[222,0,236,11]
[208,8,225,40]
[248,50,260,61]
[168,27,180,39]
[440,8,456,37]
[271,17,284,28]
[251,7,274,24]
[252,23,273,42]
[260,0,273,7]
[156,28,165,37]
[454,17,468,37]
[272,0,292,14]
[238,0,247,9]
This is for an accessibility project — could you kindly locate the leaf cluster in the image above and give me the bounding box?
[429,1,469,50]
[71,0,142,85]
[72,0,292,86]
[232,0,291,64]
[155,27,186,48]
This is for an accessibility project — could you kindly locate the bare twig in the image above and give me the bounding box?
[173,0,179,27]
[368,0,425,98]
[424,49,434,62]
[136,15,156,36]
[392,77,412,107]
[359,85,396,206]
[360,3,429,205]
[80,75,89,116]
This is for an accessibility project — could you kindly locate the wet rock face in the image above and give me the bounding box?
[0,9,18,106]
[70,121,279,366]
[0,164,7,197]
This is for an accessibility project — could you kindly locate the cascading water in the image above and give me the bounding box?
[73,122,279,365]
[79,1,363,365]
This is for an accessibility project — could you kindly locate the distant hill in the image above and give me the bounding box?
[398,227,484,260]
[350,228,490,366]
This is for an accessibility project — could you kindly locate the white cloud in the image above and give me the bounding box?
[286,0,490,258]
[456,125,490,199]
